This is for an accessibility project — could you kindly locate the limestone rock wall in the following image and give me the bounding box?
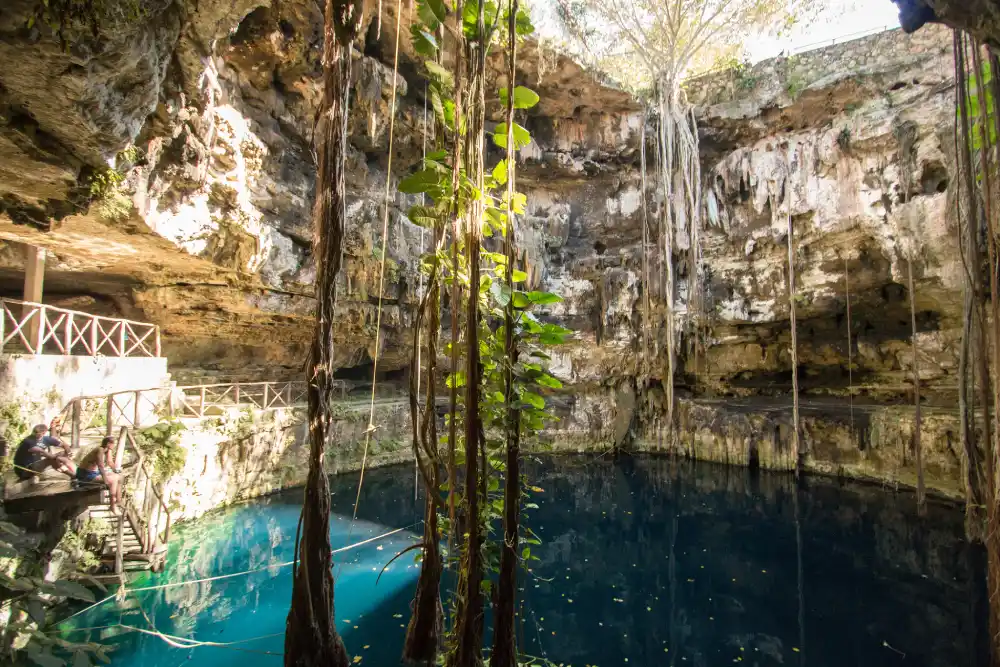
[163,400,411,523]
[0,3,973,495]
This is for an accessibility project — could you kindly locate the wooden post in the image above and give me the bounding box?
[22,245,45,350]
[64,313,73,353]
[118,322,126,357]
[34,306,44,353]
[71,399,81,450]
[134,391,141,429]
[154,327,161,357]
[234,383,241,406]
[114,427,126,471]
[200,386,206,417]
[89,318,98,355]
[105,397,114,437]
[115,512,124,576]
[143,475,153,551]
[263,383,270,409]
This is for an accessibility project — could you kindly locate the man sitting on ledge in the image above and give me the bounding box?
[13,424,77,481]
[76,436,122,514]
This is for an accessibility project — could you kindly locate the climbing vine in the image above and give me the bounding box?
[398,0,570,663]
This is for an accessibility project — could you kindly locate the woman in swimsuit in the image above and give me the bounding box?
[76,436,122,514]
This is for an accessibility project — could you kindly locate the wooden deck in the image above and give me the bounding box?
[2,469,103,513]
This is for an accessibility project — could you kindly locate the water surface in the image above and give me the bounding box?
[62,455,986,667]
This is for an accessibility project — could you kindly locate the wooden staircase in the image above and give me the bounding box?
[53,392,175,576]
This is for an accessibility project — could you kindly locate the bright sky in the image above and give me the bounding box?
[744,0,901,62]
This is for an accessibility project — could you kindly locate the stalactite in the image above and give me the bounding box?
[784,150,801,477]
[640,114,651,379]
[895,119,925,513]
[906,247,925,512]
[283,2,362,666]
[844,256,854,435]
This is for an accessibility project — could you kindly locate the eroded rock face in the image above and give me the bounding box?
[0,4,971,494]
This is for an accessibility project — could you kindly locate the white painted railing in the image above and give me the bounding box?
[0,299,161,357]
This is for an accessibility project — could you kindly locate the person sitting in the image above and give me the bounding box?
[13,424,77,481]
[76,436,122,514]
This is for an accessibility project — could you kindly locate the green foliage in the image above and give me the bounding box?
[960,59,997,152]
[785,73,806,100]
[0,401,31,452]
[837,127,852,152]
[54,518,111,574]
[134,420,187,482]
[87,146,140,223]
[719,56,757,91]
[0,520,111,667]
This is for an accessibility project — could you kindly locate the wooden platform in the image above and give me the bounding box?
[2,470,103,513]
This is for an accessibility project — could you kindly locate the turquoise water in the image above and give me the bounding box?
[61,456,986,667]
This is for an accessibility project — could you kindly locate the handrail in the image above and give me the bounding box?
[117,426,172,555]
[0,298,161,357]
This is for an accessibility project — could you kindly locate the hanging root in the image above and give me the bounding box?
[490,2,522,664]
[284,2,361,665]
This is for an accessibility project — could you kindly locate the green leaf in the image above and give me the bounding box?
[536,374,563,389]
[503,191,527,214]
[525,502,539,509]
[493,122,532,150]
[407,205,438,228]
[511,269,528,283]
[424,0,448,24]
[522,546,531,559]
[462,0,499,39]
[485,207,507,233]
[500,86,540,110]
[520,391,545,409]
[411,25,438,57]
[73,652,91,667]
[399,169,443,195]
[446,372,467,389]
[490,282,512,308]
[27,597,46,625]
[492,159,508,186]
[512,291,531,309]
[515,8,534,35]
[425,60,454,92]
[526,291,562,305]
[48,580,96,603]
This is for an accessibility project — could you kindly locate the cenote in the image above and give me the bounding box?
[60,456,986,667]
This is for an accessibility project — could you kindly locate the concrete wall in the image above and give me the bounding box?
[0,353,170,421]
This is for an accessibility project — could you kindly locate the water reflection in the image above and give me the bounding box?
[61,455,985,667]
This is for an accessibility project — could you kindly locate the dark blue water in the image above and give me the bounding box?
[60,456,986,667]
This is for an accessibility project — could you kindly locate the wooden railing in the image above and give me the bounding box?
[116,426,171,556]
[55,388,169,447]
[0,299,161,357]
[170,380,318,418]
